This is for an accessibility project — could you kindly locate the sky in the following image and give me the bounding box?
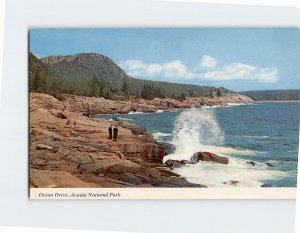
[30,28,299,91]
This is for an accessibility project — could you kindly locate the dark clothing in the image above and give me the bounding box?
[113,127,118,141]
[108,127,112,140]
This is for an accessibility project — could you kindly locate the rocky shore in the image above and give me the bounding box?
[63,93,253,115]
[29,92,252,188]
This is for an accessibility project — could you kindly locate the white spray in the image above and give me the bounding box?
[164,107,223,162]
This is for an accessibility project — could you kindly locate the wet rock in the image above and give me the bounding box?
[247,161,256,166]
[190,154,199,164]
[192,152,229,164]
[112,117,122,121]
[266,162,274,167]
[181,160,192,165]
[165,159,192,169]
[165,159,184,169]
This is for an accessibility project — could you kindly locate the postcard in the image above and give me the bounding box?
[28,28,299,199]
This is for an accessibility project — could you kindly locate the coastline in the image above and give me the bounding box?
[63,92,253,115]
[29,92,253,188]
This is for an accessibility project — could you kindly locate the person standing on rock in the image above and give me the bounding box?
[108,125,113,140]
[113,126,119,141]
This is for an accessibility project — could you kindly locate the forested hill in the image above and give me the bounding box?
[29,52,232,100]
[240,89,300,101]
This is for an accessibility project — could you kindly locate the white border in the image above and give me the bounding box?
[1,1,299,233]
[0,0,5,107]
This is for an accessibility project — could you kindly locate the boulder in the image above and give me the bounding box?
[266,162,274,167]
[165,159,192,169]
[192,152,229,164]
[190,154,199,164]
[165,159,184,169]
[247,161,256,166]
[36,143,54,151]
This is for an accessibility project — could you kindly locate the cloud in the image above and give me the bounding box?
[162,60,189,78]
[119,59,195,80]
[203,63,278,83]
[119,60,146,77]
[254,68,279,83]
[199,55,218,68]
[119,56,279,83]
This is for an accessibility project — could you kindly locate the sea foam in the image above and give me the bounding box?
[173,155,287,187]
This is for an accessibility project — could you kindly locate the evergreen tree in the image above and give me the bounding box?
[32,71,41,91]
[98,78,105,97]
[122,79,130,96]
[51,76,61,98]
[89,75,100,96]
[141,84,149,99]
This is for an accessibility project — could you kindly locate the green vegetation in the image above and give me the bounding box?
[29,52,233,100]
[29,53,64,100]
[240,89,300,101]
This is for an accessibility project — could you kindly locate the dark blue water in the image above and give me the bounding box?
[97,102,299,187]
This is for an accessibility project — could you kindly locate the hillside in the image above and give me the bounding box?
[29,53,62,97]
[29,52,233,99]
[240,89,300,101]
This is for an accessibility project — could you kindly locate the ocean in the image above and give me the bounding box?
[96,102,300,187]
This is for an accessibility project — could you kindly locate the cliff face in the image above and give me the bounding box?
[29,93,205,188]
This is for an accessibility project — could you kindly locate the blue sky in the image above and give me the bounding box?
[30,28,299,91]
